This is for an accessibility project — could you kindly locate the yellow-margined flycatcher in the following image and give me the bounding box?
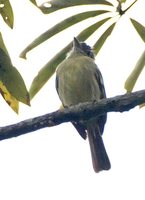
[56,37,111,172]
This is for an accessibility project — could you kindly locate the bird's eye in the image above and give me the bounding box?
[87,51,94,59]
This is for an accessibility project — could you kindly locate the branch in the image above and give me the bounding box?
[0,89,145,141]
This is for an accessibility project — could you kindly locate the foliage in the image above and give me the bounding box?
[123,18,145,93]
[125,50,145,93]
[0,0,14,28]
[0,32,29,113]
[0,0,144,112]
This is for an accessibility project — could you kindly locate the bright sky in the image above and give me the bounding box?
[0,0,145,200]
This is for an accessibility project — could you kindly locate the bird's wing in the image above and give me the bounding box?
[94,66,107,134]
[56,72,87,140]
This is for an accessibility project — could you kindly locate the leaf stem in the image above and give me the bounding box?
[117,0,138,15]
[123,0,138,13]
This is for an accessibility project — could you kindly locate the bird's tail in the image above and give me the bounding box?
[87,125,111,173]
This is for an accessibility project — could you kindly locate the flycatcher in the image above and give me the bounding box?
[56,37,111,172]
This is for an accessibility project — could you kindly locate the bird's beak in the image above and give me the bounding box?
[73,37,81,49]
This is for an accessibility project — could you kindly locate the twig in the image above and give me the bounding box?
[123,0,138,13]
[117,0,138,15]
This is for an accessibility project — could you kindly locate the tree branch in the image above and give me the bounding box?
[0,89,145,141]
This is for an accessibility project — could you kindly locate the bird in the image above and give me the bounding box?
[55,37,111,173]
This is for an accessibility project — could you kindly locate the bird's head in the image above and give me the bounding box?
[72,37,95,59]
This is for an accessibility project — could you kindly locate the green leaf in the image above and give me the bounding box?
[29,17,111,99]
[0,49,30,105]
[1,66,30,105]
[130,18,145,43]
[29,0,37,6]
[125,50,145,92]
[93,22,116,55]
[29,45,70,99]
[77,17,111,41]
[20,10,109,59]
[0,0,14,28]
[0,81,19,113]
[0,34,29,111]
[0,32,11,59]
[117,0,127,2]
[40,0,113,14]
